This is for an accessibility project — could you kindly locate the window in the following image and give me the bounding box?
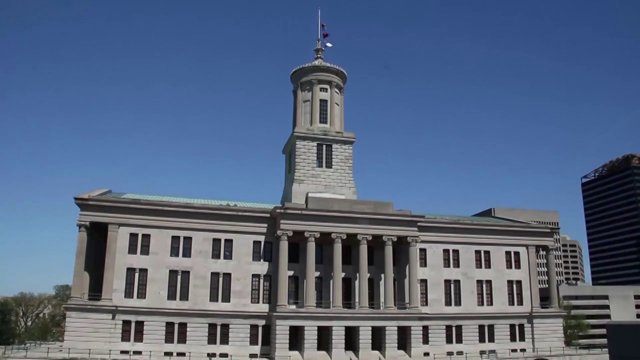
[319,99,328,125]
[125,268,147,299]
[319,87,329,93]
[251,274,261,304]
[289,242,300,263]
[514,252,521,269]
[419,248,427,267]
[128,234,138,255]
[422,326,429,345]
[316,243,323,265]
[222,273,231,303]
[420,279,428,306]
[223,239,233,260]
[250,325,259,346]
[443,249,450,268]
[444,279,461,307]
[476,280,493,306]
[210,272,220,302]
[475,250,482,269]
[165,322,175,344]
[170,236,191,258]
[208,324,218,345]
[252,241,262,262]
[121,320,132,342]
[342,244,352,265]
[452,250,460,268]
[212,238,221,259]
[478,325,495,343]
[140,234,150,255]
[177,323,187,344]
[509,324,526,342]
[220,324,230,345]
[263,242,273,262]
[505,251,521,270]
[316,143,333,168]
[505,251,512,269]
[167,270,189,301]
[263,275,272,304]
[445,325,463,344]
[315,276,323,306]
[483,250,491,269]
[507,280,523,306]
[261,325,271,346]
[134,321,144,343]
[288,275,299,305]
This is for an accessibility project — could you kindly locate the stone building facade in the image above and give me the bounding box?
[64,42,565,359]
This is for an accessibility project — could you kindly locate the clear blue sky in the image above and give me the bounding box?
[1,1,638,296]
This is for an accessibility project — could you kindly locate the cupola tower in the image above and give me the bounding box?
[281,38,357,204]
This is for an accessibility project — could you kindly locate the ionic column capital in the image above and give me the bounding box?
[407,237,420,246]
[383,235,397,244]
[357,234,372,245]
[277,230,293,241]
[331,233,347,244]
[304,232,320,242]
[77,222,89,231]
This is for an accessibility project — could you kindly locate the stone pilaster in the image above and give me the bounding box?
[311,80,319,127]
[383,236,396,309]
[303,326,318,357]
[407,237,420,309]
[384,326,398,359]
[358,234,371,309]
[304,232,320,308]
[277,230,292,308]
[331,326,346,360]
[100,224,119,301]
[528,245,541,309]
[547,246,559,308]
[71,222,89,299]
[410,326,423,358]
[332,233,346,309]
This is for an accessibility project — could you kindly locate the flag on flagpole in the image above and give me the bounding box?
[321,23,333,47]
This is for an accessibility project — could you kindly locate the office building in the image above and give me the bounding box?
[560,235,585,285]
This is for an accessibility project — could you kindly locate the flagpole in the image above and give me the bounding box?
[317,8,321,42]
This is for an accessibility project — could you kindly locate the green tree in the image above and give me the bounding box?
[11,292,51,344]
[0,298,16,345]
[563,302,590,346]
[49,285,71,341]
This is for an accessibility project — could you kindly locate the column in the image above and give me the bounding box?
[277,230,292,308]
[332,233,346,309]
[311,81,319,126]
[407,237,420,309]
[358,234,371,309]
[383,236,396,309]
[295,85,302,128]
[527,245,541,309]
[546,246,559,309]
[305,232,320,308]
[330,83,337,131]
[71,223,89,299]
[340,87,345,131]
[100,224,119,301]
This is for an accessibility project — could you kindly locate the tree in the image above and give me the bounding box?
[49,284,71,341]
[11,292,51,343]
[0,298,16,345]
[563,302,590,346]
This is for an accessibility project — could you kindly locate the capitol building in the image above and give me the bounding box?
[64,40,565,360]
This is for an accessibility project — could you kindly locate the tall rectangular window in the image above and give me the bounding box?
[509,324,517,342]
[478,324,486,343]
[288,275,299,305]
[455,325,463,344]
[212,238,221,259]
[128,234,138,255]
[422,326,429,345]
[485,280,493,306]
[315,276,323,307]
[263,275,271,304]
[220,324,230,345]
[316,243,323,265]
[316,143,333,168]
[443,249,451,268]
[488,325,495,343]
[518,323,526,341]
[262,325,271,346]
[483,250,491,269]
[179,271,190,301]
[121,320,132,342]
[140,234,150,256]
[289,243,300,263]
[475,250,482,269]
[453,280,461,306]
[133,321,144,343]
[252,241,262,262]
[249,325,259,346]
[507,280,515,306]
[319,99,329,125]
[263,241,273,262]
[452,249,460,268]
[505,251,513,269]
[207,324,218,345]
[177,323,187,344]
[476,280,493,307]
[476,280,484,306]
[251,274,261,304]
[222,273,231,303]
[210,272,220,302]
[223,239,233,260]
[164,322,175,344]
[419,248,427,267]
[420,279,428,306]
[368,278,375,309]
[170,236,180,257]
[444,280,452,306]
[514,251,521,269]
[124,268,136,299]
[137,269,148,299]
[182,237,192,258]
[445,325,453,344]
[167,270,178,301]
[515,280,523,305]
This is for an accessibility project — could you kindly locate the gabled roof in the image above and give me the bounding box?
[96,191,277,209]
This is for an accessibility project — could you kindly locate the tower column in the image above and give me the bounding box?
[304,232,320,308]
[330,83,338,131]
[311,80,319,127]
[383,236,396,309]
[295,85,302,128]
[332,233,346,309]
[407,237,420,309]
[546,246,559,309]
[277,230,292,308]
[357,234,371,309]
[71,222,89,299]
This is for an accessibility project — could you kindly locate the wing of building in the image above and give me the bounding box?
[64,40,566,360]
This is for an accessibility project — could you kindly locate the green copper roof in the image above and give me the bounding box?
[423,213,516,224]
[103,192,277,209]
